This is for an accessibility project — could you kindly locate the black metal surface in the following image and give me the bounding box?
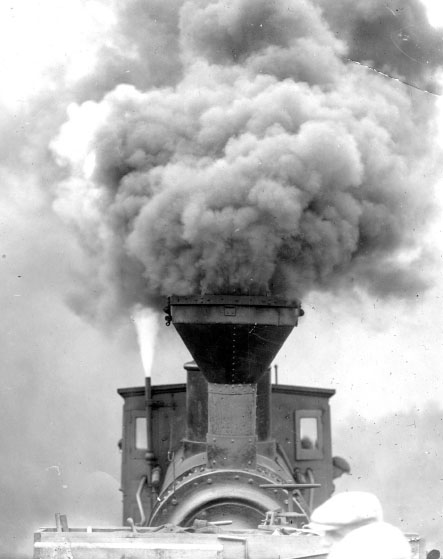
[170,295,303,308]
[174,322,294,383]
[257,369,271,441]
[169,295,302,384]
[185,362,208,442]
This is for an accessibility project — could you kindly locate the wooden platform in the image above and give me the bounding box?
[33,527,328,559]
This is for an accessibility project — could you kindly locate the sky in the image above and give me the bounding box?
[1,0,443,556]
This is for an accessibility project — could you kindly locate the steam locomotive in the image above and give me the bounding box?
[120,295,335,529]
[33,295,424,559]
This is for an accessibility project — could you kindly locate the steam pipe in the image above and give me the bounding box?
[145,377,155,485]
[135,476,147,526]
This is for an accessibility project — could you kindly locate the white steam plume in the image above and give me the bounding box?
[132,306,159,378]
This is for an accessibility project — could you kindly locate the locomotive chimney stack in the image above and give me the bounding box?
[165,295,303,469]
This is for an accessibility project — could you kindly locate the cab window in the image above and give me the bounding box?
[295,410,323,460]
[135,417,148,450]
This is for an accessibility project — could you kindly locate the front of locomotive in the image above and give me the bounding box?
[148,295,308,529]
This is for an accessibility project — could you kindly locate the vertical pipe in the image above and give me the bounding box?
[55,513,62,533]
[145,377,155,482]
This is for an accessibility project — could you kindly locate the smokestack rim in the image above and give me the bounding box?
[169,294,302,310]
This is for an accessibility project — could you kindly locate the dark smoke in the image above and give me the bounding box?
[316,0,443,94]
[51,0,442,324]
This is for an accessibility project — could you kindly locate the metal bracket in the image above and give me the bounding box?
[218,535,249,559]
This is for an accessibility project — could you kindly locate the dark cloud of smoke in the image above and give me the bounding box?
[334,404,443,550]
[316,0,443,94]
[50,0,442,324]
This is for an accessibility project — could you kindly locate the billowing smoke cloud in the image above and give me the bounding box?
[74,0,184,100]
[50,0,442,325]
[317,0,443,94]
